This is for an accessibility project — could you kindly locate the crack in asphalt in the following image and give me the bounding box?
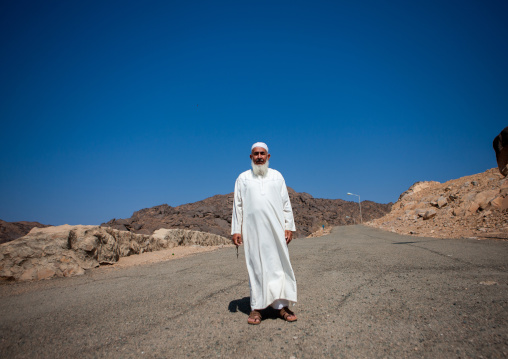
[334,271,390,309]
[72,278,250,356]
[166,279,248,321]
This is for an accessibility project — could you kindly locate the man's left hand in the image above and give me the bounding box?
[285,230,293,244]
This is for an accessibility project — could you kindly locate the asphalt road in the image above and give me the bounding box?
[1,225,507,358]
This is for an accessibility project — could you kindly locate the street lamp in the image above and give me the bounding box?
[347,192,362,224]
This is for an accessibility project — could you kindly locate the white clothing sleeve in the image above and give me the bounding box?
[281,180,296,231]
[231,178,243,235]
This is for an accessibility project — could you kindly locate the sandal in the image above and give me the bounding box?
[279,306,297,322]
[248,310,262,325]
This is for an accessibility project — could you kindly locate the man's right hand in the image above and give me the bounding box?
[232,233,243,246]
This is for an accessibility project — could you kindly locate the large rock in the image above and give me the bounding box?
[152,228,230,247]
[430,196,448,208]
[493,126,508,176]
[423,209,437,220]
[397,181,440,202]
[473,190,501,211]
[0,225,229,281]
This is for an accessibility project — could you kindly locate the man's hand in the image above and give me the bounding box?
[285,230,293,244]
[232,233,243,246]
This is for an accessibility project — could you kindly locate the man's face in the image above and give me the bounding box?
[250,147,270,165]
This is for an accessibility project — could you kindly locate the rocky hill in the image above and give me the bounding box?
[102,188,392,238]
[0,220,50,244]
[367,168,508,239]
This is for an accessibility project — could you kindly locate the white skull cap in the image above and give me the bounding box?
[251,142,269,152]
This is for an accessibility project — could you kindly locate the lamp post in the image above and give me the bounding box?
[347,192,362,224]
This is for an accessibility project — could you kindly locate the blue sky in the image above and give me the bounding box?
[1,0,507,225]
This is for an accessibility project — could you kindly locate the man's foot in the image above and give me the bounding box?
[279,306,297,322]
[248,310,262,325]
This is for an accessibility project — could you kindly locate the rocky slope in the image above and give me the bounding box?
[367,168,508,239]
[101,188,392,238]
[0,220,50,244]
[0,225,230,281]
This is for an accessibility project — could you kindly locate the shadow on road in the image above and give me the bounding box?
[228,296,251,315]
[228,297,286,323]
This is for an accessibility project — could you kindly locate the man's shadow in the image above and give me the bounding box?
[228,297,279,321]
[228,297,251,315]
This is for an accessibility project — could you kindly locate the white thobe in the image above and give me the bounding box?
[231,168,297,310]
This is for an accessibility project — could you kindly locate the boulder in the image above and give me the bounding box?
[430,196,448,208]
[423,209,437,220]
[493,126,508,176]
[152,228,229,247]
[398,181,440,202]
[473,190,500,211]
[437,196,448,208]
[467,202,480,214]
[415,208,430,217]
[490,195,508,210]
[0,225,230,281]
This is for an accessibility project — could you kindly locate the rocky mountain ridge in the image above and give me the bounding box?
[101,188,392,238]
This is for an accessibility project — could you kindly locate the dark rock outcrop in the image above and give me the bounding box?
[493,126,508,176]
[0,220,51,244]
[102,188,392,238]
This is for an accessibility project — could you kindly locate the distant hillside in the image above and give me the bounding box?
[368,168,508,239]
[0,220,51,244]
[102,188,392,238]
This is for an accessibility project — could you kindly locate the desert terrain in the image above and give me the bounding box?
[367,168,507,240]
[0,167,506,280]
[2,225,507,358]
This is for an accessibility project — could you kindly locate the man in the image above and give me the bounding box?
[231,142,297,325]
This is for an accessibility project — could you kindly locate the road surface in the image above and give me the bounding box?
[1,225,507,358]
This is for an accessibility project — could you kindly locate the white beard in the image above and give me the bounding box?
[251,159,269,177]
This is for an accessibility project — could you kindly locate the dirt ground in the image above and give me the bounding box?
[97,244,236,270]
